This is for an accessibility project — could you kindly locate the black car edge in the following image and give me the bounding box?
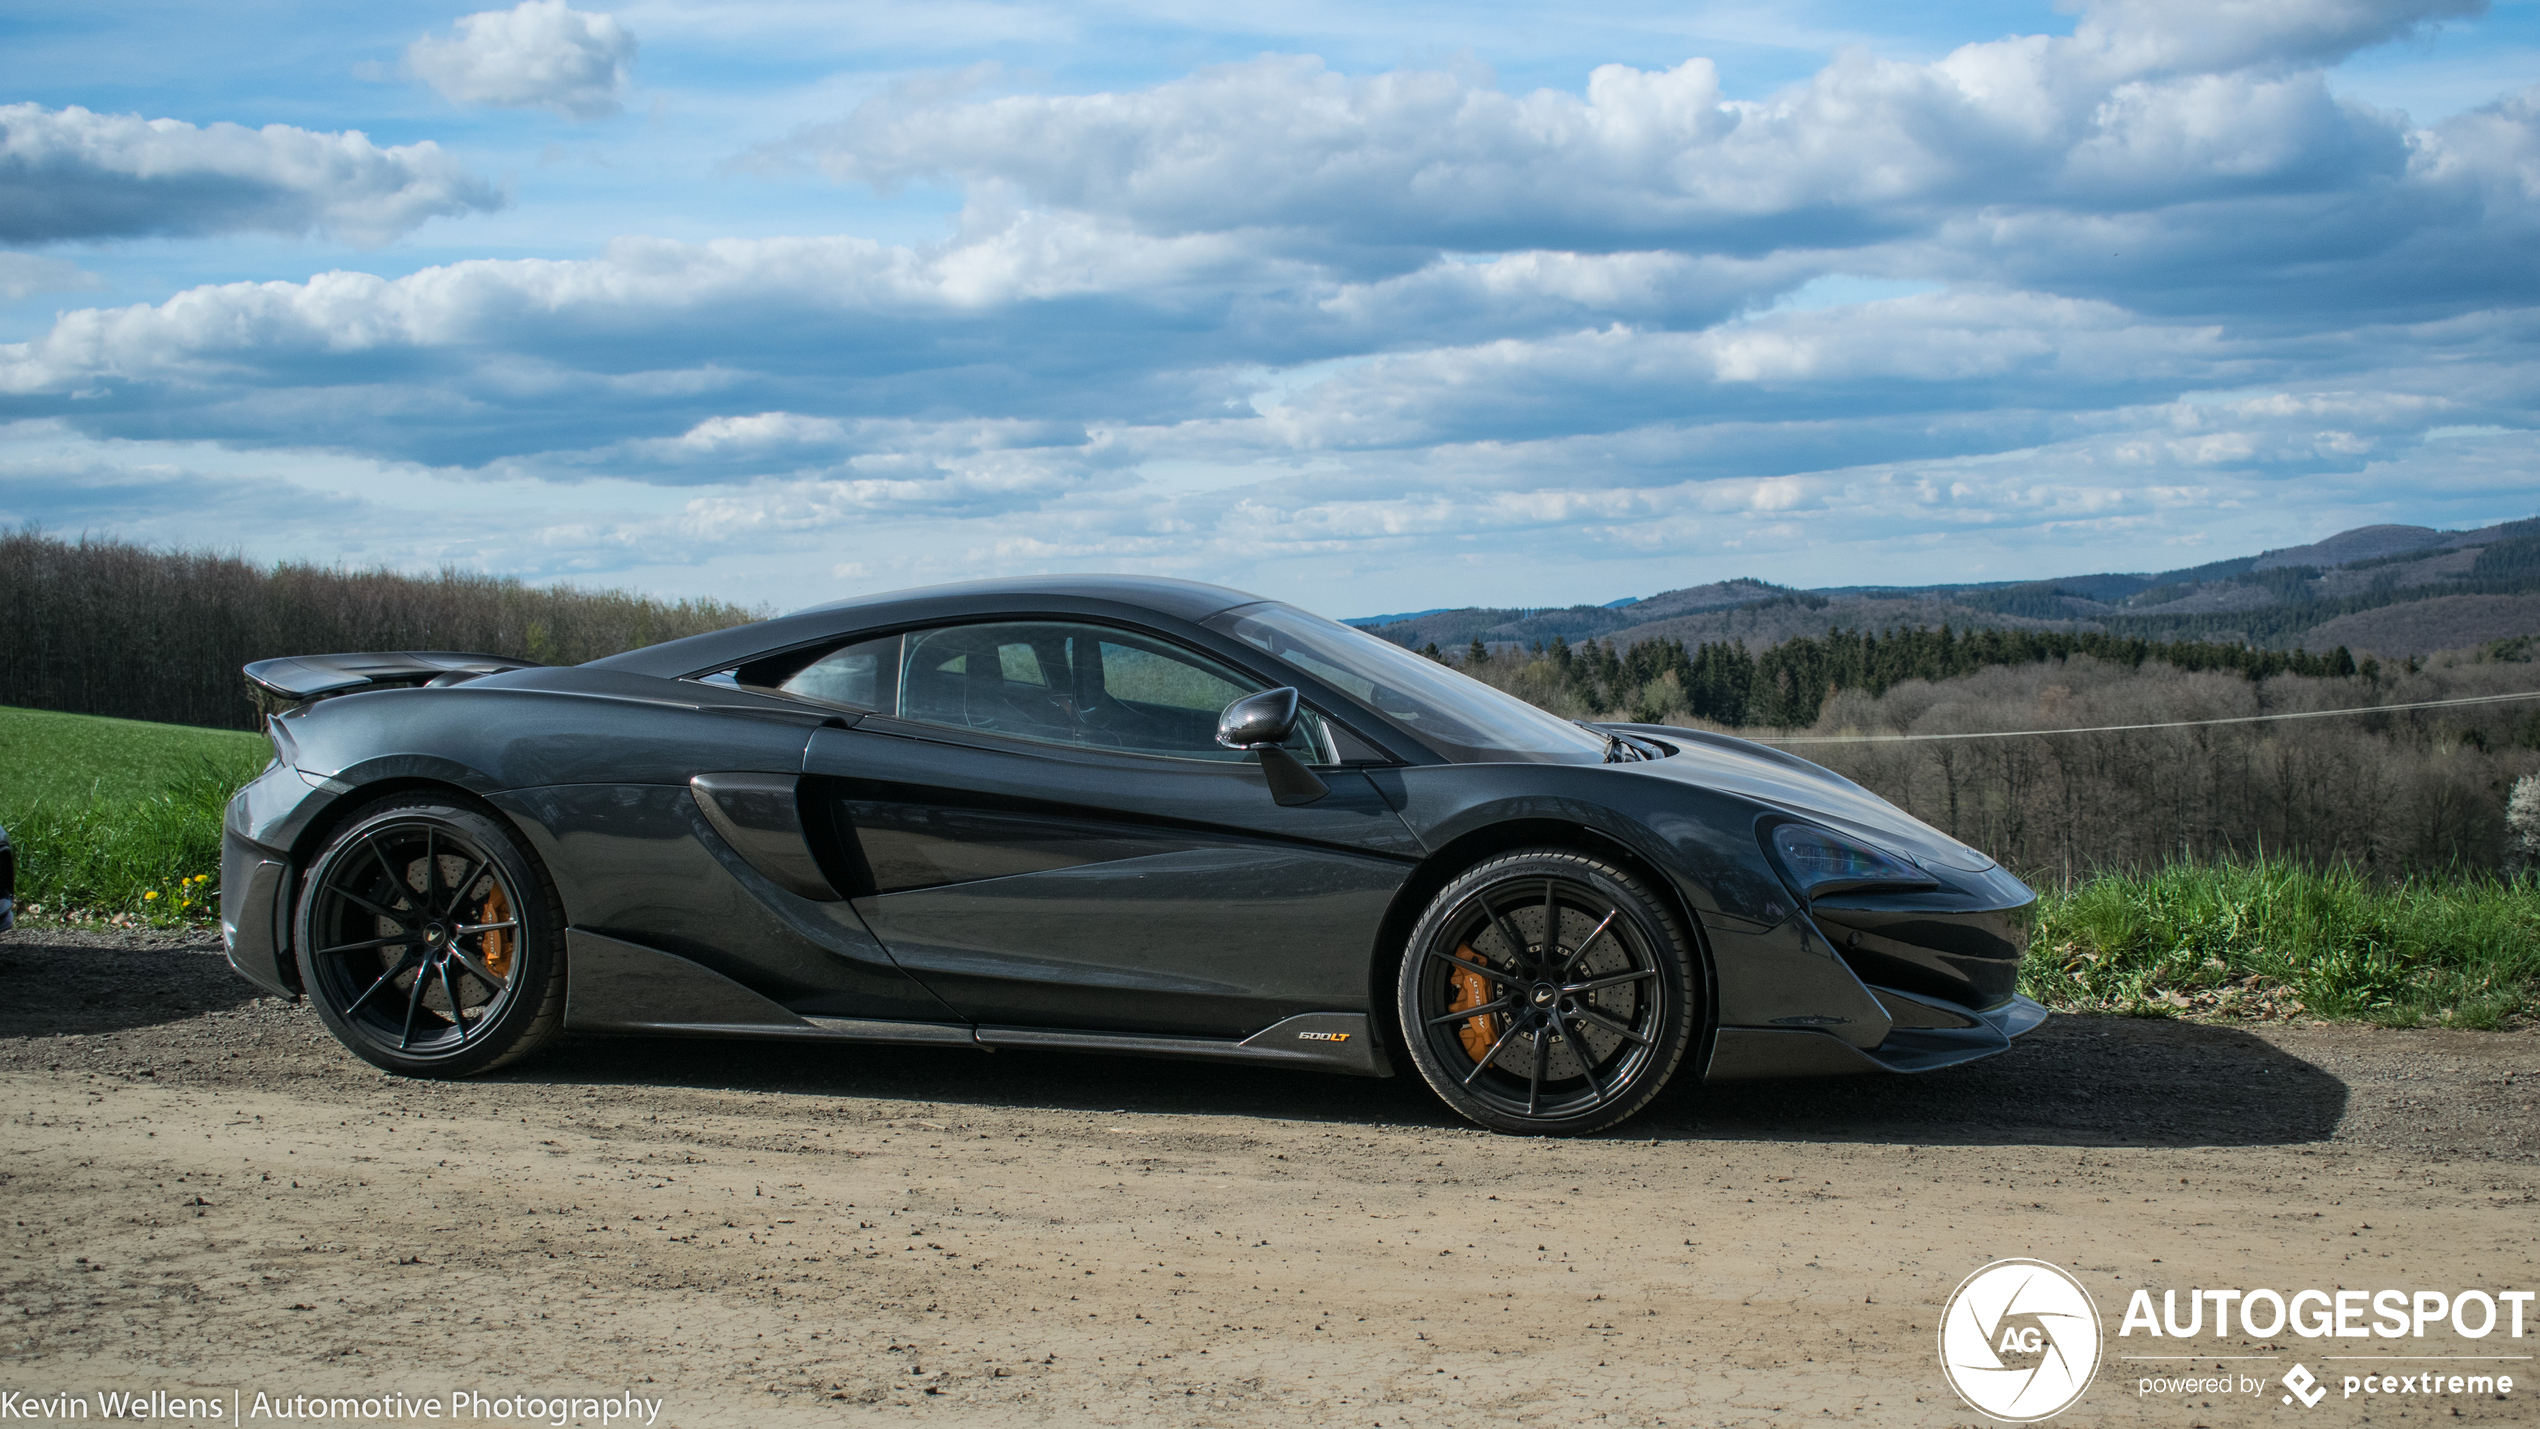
[218,575,2043,1135]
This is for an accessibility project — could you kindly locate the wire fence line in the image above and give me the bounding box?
[1753,689,2540,745]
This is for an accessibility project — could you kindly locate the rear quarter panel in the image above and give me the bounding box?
[224,671,943,1016]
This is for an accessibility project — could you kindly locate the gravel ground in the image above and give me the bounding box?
[0,927,2533,1427]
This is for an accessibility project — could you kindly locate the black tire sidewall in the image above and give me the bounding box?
[294,797,560,1077]
[1395,848,1698,1136]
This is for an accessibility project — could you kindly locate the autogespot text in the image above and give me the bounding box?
[2119,1286,2532,1340]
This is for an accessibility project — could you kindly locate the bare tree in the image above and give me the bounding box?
[2,527,766,729]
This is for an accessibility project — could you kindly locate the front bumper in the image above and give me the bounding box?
[1705,991,2049,1080]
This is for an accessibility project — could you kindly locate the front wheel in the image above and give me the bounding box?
[293,795,566,1077]
[1396,849,1699,1135]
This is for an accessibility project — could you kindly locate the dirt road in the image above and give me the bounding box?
[1,930,2533,1427]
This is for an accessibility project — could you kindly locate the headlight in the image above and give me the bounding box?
[1766,822,1938,899]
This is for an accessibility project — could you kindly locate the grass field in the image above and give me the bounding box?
[1,705,267,806]
[2030,859,2540,1028]
[2,705,269,923]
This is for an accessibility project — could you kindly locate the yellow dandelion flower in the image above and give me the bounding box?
[144,891,159,900]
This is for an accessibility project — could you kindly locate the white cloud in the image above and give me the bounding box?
[0,216,1277,410]
[4,0,2533,610]
[0,253,106,303]
[409,0,639,120]
[0,203,2523,507]
[0,104,503,246]
[787,0,2503,311]
[2069,0,2478,77]
[1241,290,2249,452]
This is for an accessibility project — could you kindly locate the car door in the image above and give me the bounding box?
[792,619,1425,1037]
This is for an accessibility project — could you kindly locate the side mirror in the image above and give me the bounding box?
[1217,687,1301,749]
[1216,687,1329,807]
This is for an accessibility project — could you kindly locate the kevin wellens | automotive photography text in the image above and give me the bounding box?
[0,1389,665,1423]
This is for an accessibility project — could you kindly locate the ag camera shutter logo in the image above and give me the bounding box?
[1939,1259,2103,1421]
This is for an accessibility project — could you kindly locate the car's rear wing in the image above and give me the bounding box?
[243,651,542,713]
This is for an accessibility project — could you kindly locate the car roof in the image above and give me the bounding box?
[584,574,1275,678]
[791,574,1262,623]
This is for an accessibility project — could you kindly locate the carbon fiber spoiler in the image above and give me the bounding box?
[243,651,541,705]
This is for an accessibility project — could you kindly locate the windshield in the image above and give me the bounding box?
[1205,602,1611,764]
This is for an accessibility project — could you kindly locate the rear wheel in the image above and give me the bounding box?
[1395,848,1697,1135]
[293,795,566,1077]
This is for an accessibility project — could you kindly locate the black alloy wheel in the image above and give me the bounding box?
[1396,849,1698,1135]
[294,795,566,1077]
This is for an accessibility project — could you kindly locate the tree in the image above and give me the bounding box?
[2509,775,2540,879]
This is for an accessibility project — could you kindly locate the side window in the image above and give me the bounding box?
[894,621,1330,762]
[781,635,901,711]
[713,634,902,712]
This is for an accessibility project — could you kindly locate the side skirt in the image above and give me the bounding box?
[976,1013,1393,1078]
[563,929,1391,1074]
[563,928,973,1045]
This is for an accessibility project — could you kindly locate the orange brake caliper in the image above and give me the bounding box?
[479,882,513,980]
[1447,945,1502,1062]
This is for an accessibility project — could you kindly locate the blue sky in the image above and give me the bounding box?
[2,0,2535,615]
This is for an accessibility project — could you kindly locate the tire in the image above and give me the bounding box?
[293,794,567,1077]
[1395,848,1698,1136]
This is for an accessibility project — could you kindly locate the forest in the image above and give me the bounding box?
[1427,623,2386,729]
[0,528,764,730]
[1446,629,2540,877]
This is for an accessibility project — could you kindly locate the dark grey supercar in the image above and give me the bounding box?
[219,575,2043,1135]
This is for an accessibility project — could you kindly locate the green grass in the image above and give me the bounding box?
[2028,858,2540,1029]
[1,704,267,806]
[2,705,269,924]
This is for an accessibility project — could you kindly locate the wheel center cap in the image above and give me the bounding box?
[424,922,449,947]
[1530,983,1557,1008]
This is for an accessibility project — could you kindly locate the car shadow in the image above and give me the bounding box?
[0,930,265,1038]
[513,1010,2346,1149]
[518,1033,1466,1130]
[0,934,2344,1148]
[1642,1013,2349,1148]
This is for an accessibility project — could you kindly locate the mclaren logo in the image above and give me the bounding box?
[1297,1031,1352,1043]
[1939,1259,2103,1422]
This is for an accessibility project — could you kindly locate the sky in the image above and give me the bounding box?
[1,0,2535,616]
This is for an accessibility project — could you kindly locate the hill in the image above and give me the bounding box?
[1362,516,2540,658]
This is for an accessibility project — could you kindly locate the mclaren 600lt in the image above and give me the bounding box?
[221,576,2042,1135]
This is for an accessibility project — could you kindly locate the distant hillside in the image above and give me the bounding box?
[1364,516,2540,658]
